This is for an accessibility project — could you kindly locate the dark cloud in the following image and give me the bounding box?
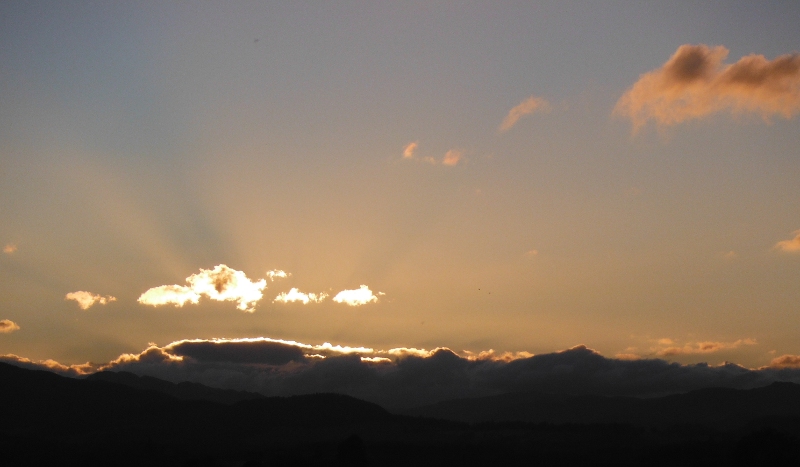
[168,340,307,365]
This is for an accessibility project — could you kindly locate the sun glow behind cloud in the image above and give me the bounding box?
[332,285,381,306]
[273,288,328,304]
[138,265,267,312]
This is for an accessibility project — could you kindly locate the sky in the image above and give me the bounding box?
[1,2,800,401]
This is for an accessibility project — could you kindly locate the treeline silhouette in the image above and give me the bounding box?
[2,362,799,466]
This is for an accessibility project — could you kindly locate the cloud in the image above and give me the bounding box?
[0,319,20,333]
[614,44,800,131]
[3,243,16,254]
[266,269,290,281]
[23,339,796,410]
[65,291,117,310]
[768,354,800,369]
[138,264,267,312]
[273,288,328,304]
[332,285,381,306]
[442,149,462,166]
[655,338,757,357]
[403,142,418,159]
[498,95,551,132]
[775,230,800,253]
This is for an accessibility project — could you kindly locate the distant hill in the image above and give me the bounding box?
[3,361,800,466]
[404,382,800,429]
[86,370,264,404]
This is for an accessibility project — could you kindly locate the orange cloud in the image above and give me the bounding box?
[273,288,328,304]
[498,95,551,132]
[403,141,418,159]
[656,338,756,357]
[0,319,20,333]
[332,285,381,306]
[65,291,117,310]
[3,243,16,254]
[1,353,94,375]
[615,44,800,131]
[442,149,462,166]
[775,230,800,253]
[768,354,800,369]
[138,264,267,312]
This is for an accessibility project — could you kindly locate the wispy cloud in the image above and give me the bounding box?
[775,230,800,253]
[65,291,117,310]
[138,264,267,312]
[0,319,20,333]
[332,285,381,306]
[401,142,463,166]
[615,44,800,131]
[3,243,16,254]
[442,149,462,166]
[498,95,551,132]
[403,141,418,159]
[273,288,328,304]
[655,338,757,357]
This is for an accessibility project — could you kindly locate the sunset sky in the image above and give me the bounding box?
[2,2,800,396]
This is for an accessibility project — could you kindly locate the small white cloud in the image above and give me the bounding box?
[266,270,290,281]
[332,285,380,306]
[0,319,20,333]
[65,291,117,310]
[138,264,267,312]
[775,230,800,253]
[273,288,328,304]
[3,244,16,254]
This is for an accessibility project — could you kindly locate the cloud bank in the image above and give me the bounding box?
[499,95,551,132]
[615,44,800,131]
[0,319,20,333]
[65,291,117,310]
[138,265,267,312]
[775,230,800,253]
[8,338,800,410]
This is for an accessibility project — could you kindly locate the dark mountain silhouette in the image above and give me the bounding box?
[86,370,264,404]
[404,382,800,429]
[3,362,800,466]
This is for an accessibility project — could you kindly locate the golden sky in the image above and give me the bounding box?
[1,2,799,397]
